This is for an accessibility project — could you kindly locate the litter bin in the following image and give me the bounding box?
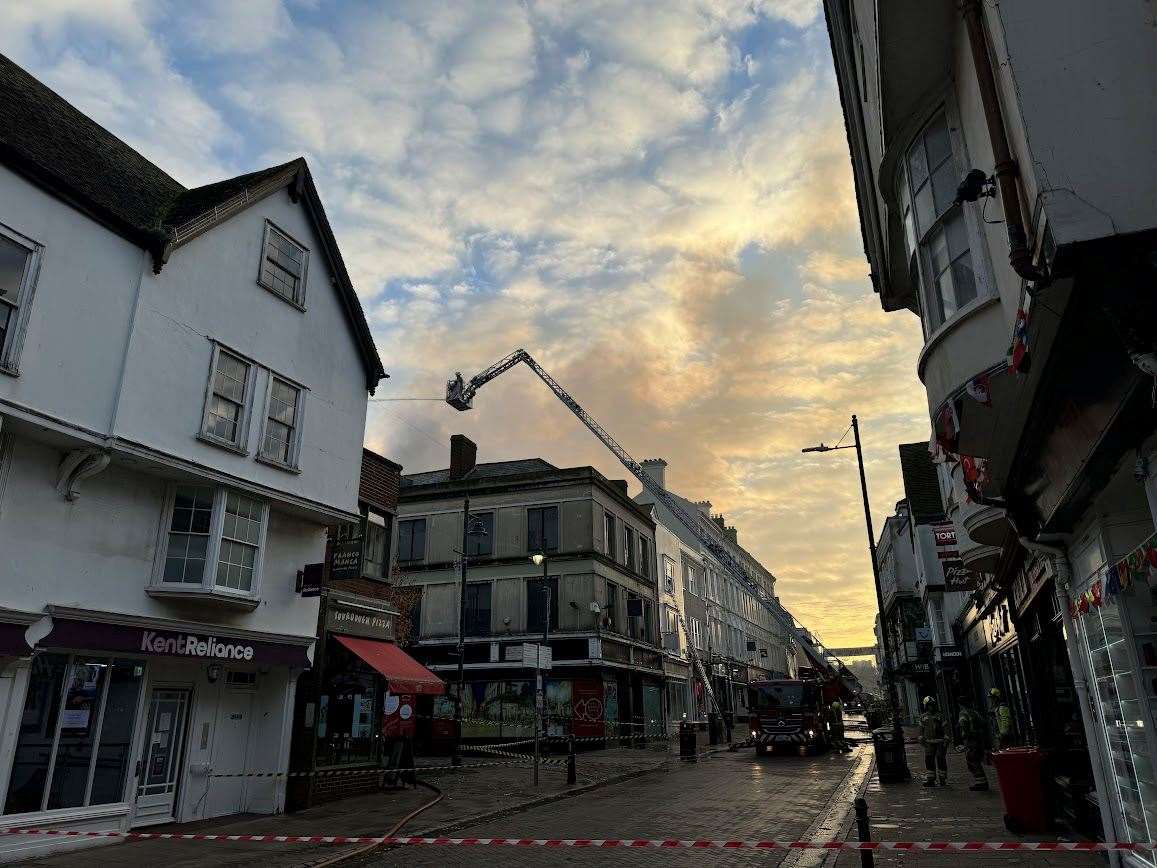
[871,728,909,783]
[679,721,698,760]
[991,748,1049,833]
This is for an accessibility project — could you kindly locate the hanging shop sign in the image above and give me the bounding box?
[934,646,964,666]
[40,618,311,667]
[943,560,981,593]
[330,537,363,581]
[325,594,396,642]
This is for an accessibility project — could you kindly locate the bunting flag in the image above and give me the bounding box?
[965,373,992,406]
[1010,308,1031,374]
[935,399,961,455]
[1091,579,1103,608]
[960,455,990,503]
[1080,531,1157,612]
[927,432,952,465]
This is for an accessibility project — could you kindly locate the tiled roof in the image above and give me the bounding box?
[897,442,946,525]
[402,459,559,487]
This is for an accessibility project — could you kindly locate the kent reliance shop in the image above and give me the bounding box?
[0,609,312,857]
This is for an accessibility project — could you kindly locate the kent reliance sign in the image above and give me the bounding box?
[42,618,311,667]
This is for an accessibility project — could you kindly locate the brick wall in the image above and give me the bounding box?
[310,769,382,805]
[360,448,402,513]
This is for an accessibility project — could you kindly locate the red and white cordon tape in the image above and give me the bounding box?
[0,829,1151,850]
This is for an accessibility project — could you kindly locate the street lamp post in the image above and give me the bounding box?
[530,552,550,786]
[453,497,488,767]
[802,413,910,778]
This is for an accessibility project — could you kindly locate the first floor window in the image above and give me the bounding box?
[604,513,617,558]
[159,484,268,595]
[465,582,492,636]
[5,654,144,814]
[0,229,37,370]
[663,556,675,593]
[527,505,559,553]
[363,510,391,579]
[261,377,301,466]
[684,562,699,597]
[624,526,636,571]
[898,111,982,331]
[397,518,426,562]
[605,582,618,632]
[528,577,559,634]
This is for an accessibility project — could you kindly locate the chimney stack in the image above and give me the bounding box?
[694,500,712,518]
[640,458,667,490]
[449,434,477,480]
[726,526,738,544]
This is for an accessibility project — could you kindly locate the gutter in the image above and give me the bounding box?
[960,0,1047,285]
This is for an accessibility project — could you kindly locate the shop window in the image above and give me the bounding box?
[363,510,391,579]
[527,506,559,553]
[315,638,381,767]
[464,582,492,636]
[527,577,559,634]
[465,511,494,557]
[6,655,143,814]
[397,518,426,563]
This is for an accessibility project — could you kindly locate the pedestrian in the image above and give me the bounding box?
[919,696,948,787]
[989,688,1013,749]
[957,694,989,791]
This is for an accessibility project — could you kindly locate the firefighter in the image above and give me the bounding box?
[989,688,1013,749]
[919,696,948,787]
[957,694,989,791]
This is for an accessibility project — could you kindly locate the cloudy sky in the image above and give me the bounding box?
[4,0,929,646]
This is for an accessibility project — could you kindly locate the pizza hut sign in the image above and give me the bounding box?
[943,560,980,592]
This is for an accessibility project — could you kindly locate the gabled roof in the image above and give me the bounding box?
[0,52,385,390]
[897,442,946,525]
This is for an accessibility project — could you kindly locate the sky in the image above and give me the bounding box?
[3,0,929,646]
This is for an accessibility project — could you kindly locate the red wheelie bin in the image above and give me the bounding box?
[991,747,1049,833]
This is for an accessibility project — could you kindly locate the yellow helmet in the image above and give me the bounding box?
[989,688,1001,699]
[922,695,936,708]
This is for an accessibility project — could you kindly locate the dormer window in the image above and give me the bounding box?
[258,222,308,307]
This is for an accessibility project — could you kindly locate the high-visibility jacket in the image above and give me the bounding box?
[992,703,1012,738]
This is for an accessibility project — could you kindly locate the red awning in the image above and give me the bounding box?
[334,635,445,695]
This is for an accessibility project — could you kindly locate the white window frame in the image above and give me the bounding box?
[257,370,307,471]
[896,98,997,338]
[199,342,257,453]
[257,220,309,309]
[662,556,676,594]
[0,221,43,376]
[152,484,269,600]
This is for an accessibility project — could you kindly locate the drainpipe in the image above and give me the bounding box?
[960,0,1046,284]
[1019,535,1121,865]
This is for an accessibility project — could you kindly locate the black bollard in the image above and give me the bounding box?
[567,734,576,785]
[854,797,874,868]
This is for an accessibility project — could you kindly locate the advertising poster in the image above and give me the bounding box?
[545,679,572,737]
[571,679,604,738]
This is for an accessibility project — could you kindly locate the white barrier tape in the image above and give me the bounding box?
[0,829,1146,850]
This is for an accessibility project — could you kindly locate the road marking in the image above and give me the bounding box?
[777,746,875,868]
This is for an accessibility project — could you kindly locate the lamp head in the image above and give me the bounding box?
[530,553,545,566]
[801,444,831,453]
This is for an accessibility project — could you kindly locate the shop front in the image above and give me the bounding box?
[0,610,311,861]
[1067,512,1157,863]
[287,591,442,809]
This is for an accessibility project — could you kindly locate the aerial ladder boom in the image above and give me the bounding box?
[446,349,853,695]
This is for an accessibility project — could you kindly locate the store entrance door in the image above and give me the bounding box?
[133,688,191,826]
[206,690,253,818]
